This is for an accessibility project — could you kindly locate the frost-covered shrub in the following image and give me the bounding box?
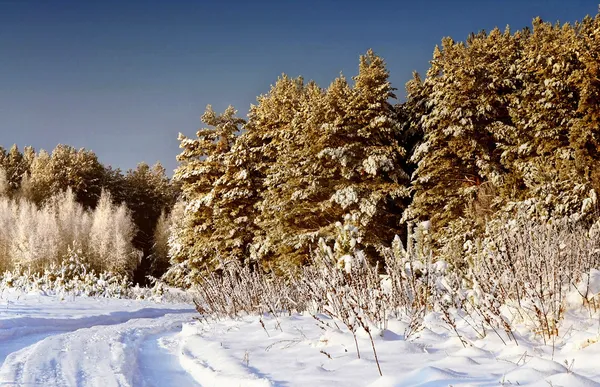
[466,213,600,342]
[0,246,191,302]
[0,247,131,298]
[189,209,600,360]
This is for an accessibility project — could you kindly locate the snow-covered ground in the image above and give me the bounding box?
[2,291,600,386]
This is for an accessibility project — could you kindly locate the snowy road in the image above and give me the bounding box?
[0,293,197,387]
[2,292,600,386]
[0,313,195,386]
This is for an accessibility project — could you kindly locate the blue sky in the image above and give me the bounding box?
[0,0,597,174]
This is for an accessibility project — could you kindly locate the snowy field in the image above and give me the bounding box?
[1,291,600,386]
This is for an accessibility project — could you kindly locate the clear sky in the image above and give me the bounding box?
[0,0,597,174]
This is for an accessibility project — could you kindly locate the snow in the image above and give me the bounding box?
[1,291,600,386]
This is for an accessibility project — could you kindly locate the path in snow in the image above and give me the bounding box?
[0,313,198,386]
[0,293,197,387]
[138,332,200,387]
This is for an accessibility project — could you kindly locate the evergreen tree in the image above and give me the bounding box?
[408,28,523,246]
[26,145,105,207]
[2,145,29,195]
[24,149,52,204]
[123,162,174,283]
[341,49,410,248]
[169,105,244,278]
[572,14,600,184]
[255,51,411,269]
[254,77,324,268]
[210,129,263,268]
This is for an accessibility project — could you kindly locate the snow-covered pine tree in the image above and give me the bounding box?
[572,14,600,182]
[3,145,29,195]
[323,50,410,260]
[232,75,306,268]
[397,72,428,176]
[255,79,329,270]
[408,28,523,252]
[209,127,264,269]
[498,19,594,222]
[169,105,244,278]
[253,51,411,269]
[24,149,52,204]
[25,145,105,207]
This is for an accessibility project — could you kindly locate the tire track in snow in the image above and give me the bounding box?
[0,311,196,387]
[0,307,193,366]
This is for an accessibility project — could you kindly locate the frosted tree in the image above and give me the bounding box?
[48,188,93,259]
[10,199,60,271]
[150,210,171,277]
[89,191,113,271]
[89,190,140,275]
[111,203,139,275]
[0,196,12,270]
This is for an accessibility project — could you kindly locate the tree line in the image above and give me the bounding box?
[169,12,600,284]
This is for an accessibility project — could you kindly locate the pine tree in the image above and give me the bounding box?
[397,72,427,174]
[26,145,105,207]
[209,129,263,268]
[3,145,29,195]
[169,105,244,278]
[408,28,524,245]
[254,51,411,269]
[25,149,52,204]
[572,14,600,181]
[498,19,593,221]
[255,79,327,269]
[323,50,410,259]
